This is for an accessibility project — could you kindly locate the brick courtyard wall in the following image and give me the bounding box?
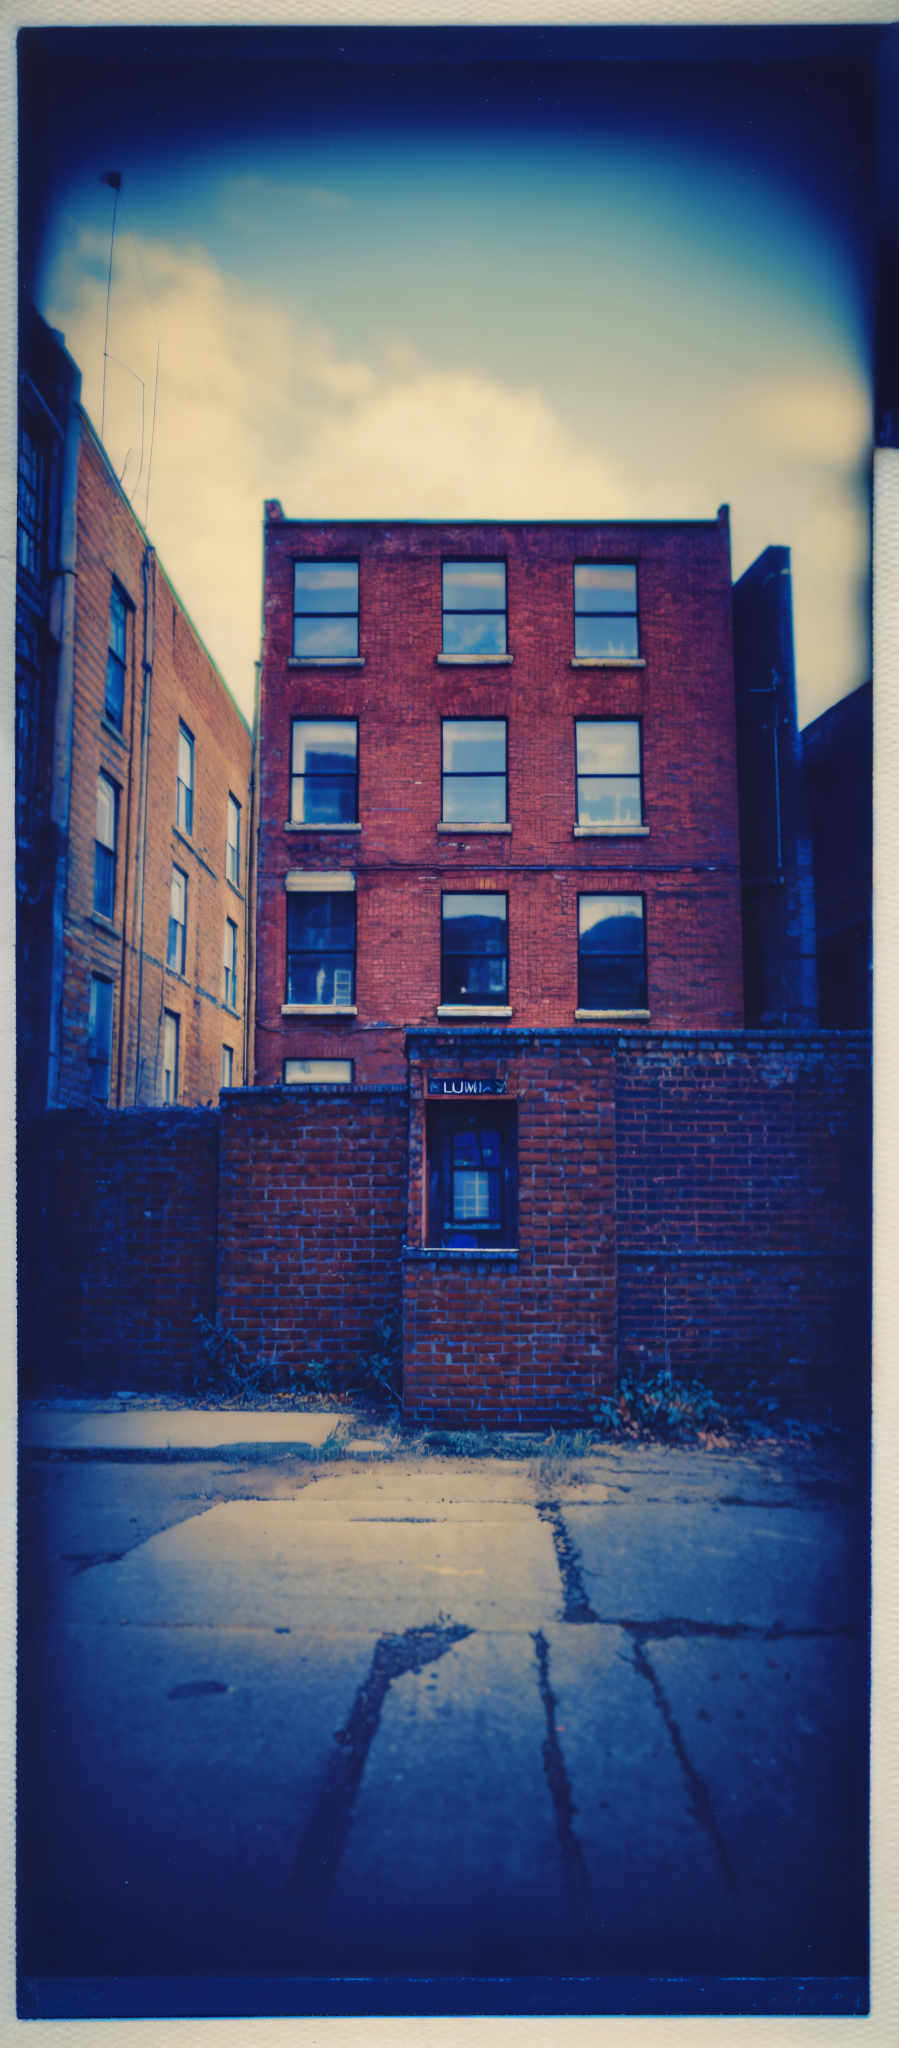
[19,1109,219,1391]
[615,1032,871,1411]
[20,1033,870,1416]
[215,1086,407,1380]
[402,1030,618,1429]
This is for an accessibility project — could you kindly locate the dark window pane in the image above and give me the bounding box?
[288,894,355,946]
[443,612,506,656]
[105,652,125,726]
[94,844,115,918]
[293,615,358,658]
[443,562,505,611]
[427,1105,517,1249]
[442,775,506,822]
[294,562,358,613]
[286,955,355,1005]
[575,615,640,658]
[442,953,508,1002]
[294,775,357,825]
[579,953,646,1009]
[109,588,128,660]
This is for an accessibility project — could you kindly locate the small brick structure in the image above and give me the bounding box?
[20,1031,870,1420]
[403,1030,618,1428]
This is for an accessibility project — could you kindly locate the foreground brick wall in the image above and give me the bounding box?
[19,1110,218,1390]
[19,1033,870,1418]
[615,1032,871,1407]
[215,1086,407,1378]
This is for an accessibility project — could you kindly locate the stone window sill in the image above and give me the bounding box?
[101,717,128,748]
[570,656,646,668]
[285,821,362,833]
[573,824,650,837]
[436,653,513,666]
[288,656,365,668]
[281,1003,358,1017]
[436,1005,512,1019]
[89,913,119,937]
[574,1008,650,1021]
[403,1245,519,1263]
[437,822,511,835]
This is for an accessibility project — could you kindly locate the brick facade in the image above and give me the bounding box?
[22,1033,869,1422]
[255,511,744,1087]
[17,306,254,1113]
[56,422,253,1107]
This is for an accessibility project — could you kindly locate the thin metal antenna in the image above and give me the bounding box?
[145,341,160,529]
[100,171,122,442]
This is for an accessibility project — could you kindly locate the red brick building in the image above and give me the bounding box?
[256,507,744,1099]
[17,306,253,1112]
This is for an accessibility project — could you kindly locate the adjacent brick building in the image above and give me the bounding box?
[732,545,818,1026]
[16,304,254,1112]
[255,507,745,1090]
[802,681,872,1028]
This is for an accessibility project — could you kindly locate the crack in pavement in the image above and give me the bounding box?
[614,1617,860,1643]
[535,1499,598,1624]
[630,1638,738,1897]
[532,1629,591,1930]
[289,1620,473,1902]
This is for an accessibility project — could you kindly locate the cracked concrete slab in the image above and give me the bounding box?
[537,1622,729,1973]
[20,1407,347,1450]
[318,1628,574,1974]
[645,1632,867,1976]
[62,1495,563,1634]
[564,1499,863,1631]
[19,1621,377,1978]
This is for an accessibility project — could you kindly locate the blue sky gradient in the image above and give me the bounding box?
[20,24,879,723]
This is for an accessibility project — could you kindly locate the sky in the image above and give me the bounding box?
[19,22,883,729]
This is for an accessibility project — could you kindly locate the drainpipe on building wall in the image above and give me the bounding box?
[114,564,141,1105]
[45,389,82,1108]
[132,545,155,1102]
[242,656,261,1085]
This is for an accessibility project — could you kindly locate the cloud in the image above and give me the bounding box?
[45,228,870,726]
[747,369,871,469]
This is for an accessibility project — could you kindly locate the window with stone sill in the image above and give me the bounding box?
[577,893,647,1010]
[442,561,507,656]
[427,1102,518,1248]
[574,563,639,658]
[293,560,359,659]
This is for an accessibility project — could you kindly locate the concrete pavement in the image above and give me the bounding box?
[17,1421,868,2013]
